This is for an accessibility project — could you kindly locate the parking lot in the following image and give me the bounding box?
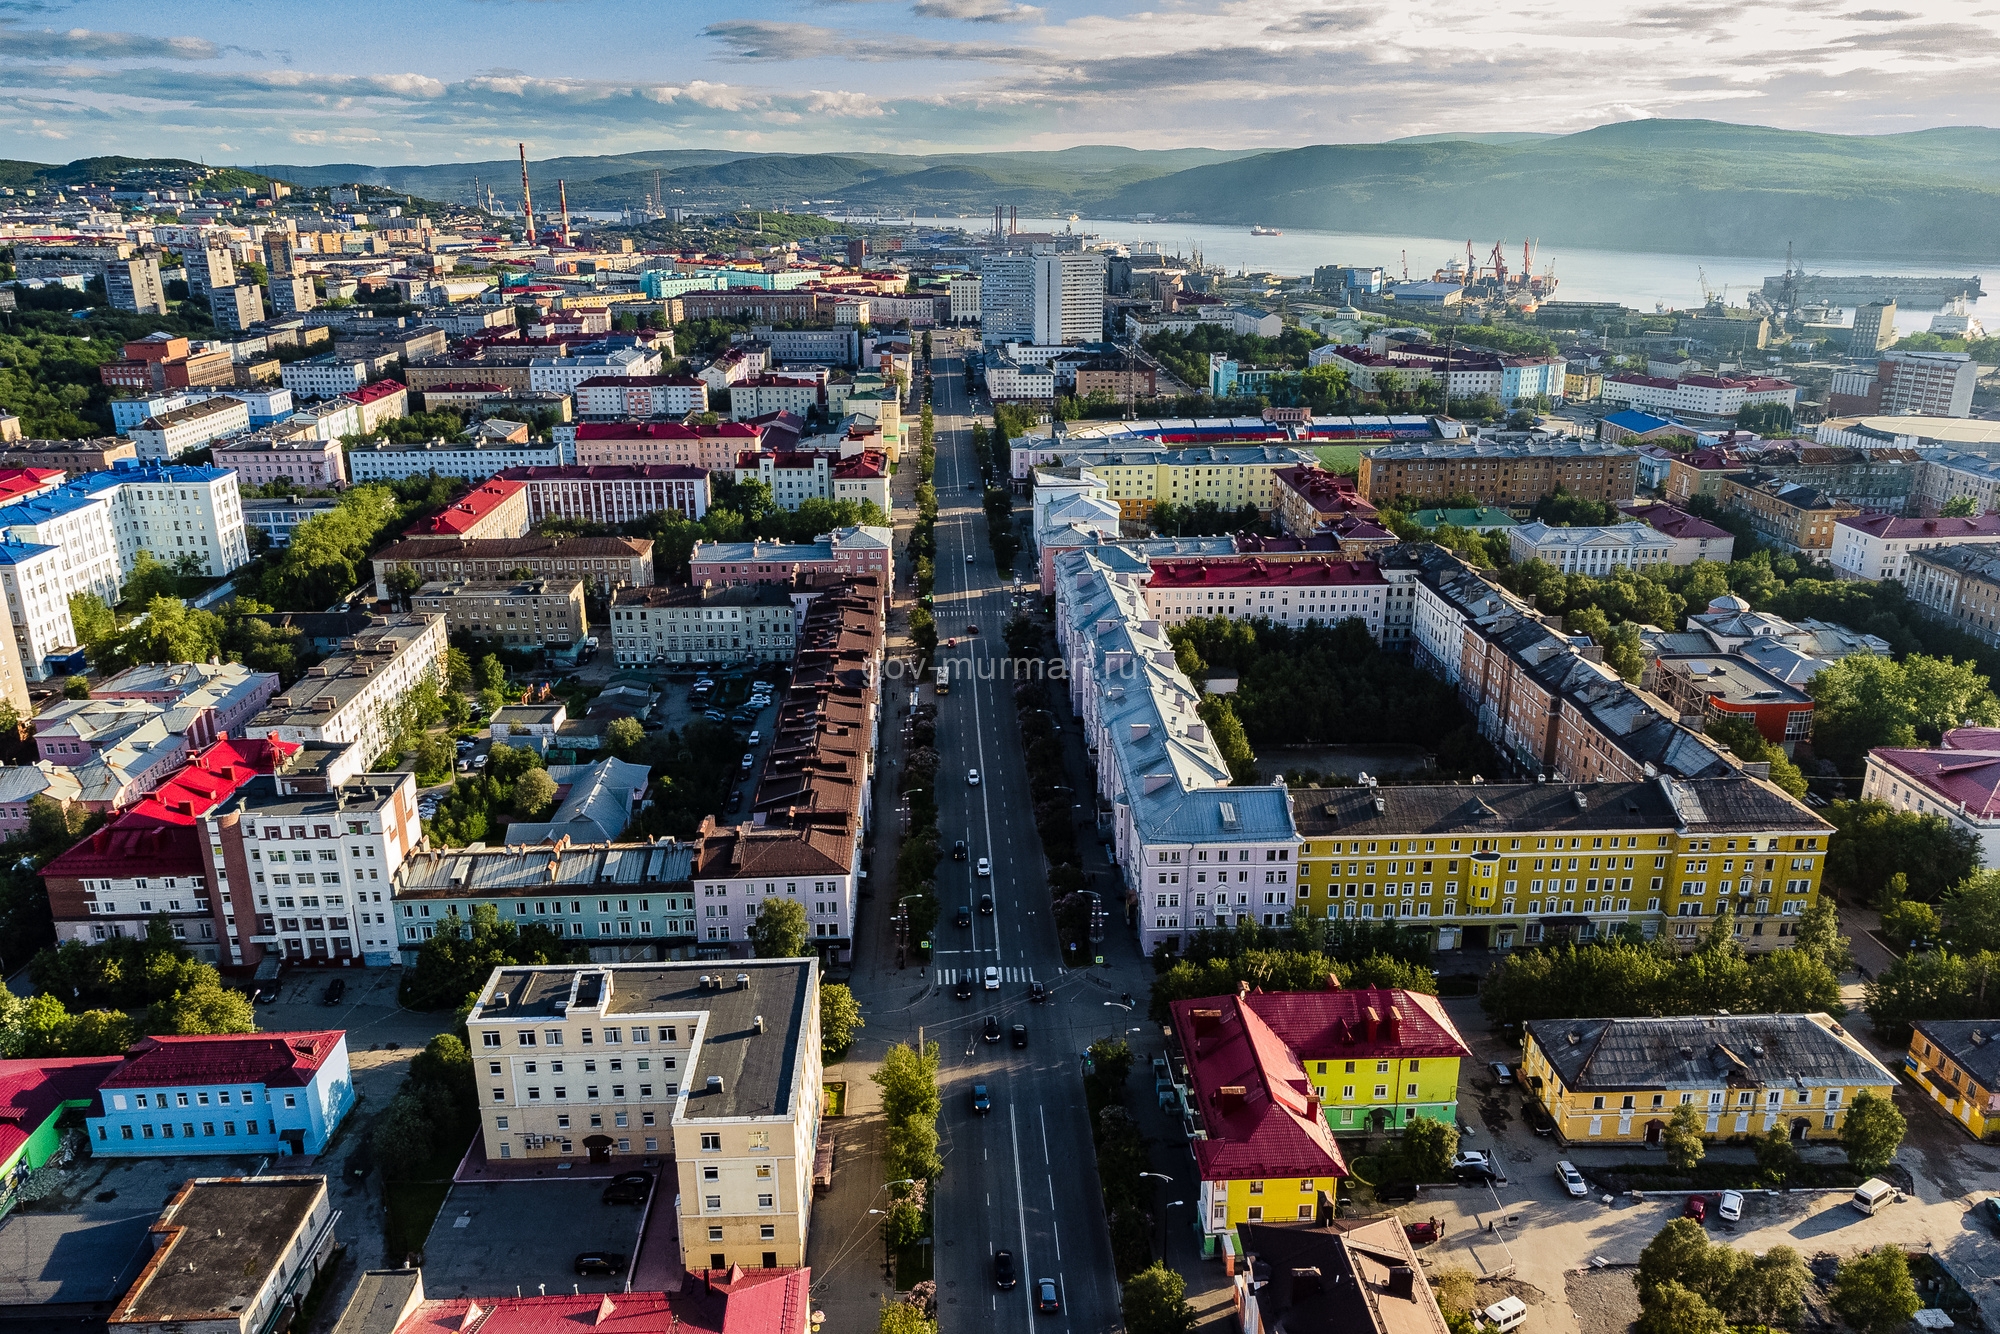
[416,1180,657,1297]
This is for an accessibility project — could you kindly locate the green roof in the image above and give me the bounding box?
[1409,507,1519,529]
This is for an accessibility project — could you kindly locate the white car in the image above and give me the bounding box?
[1718,1189,1744,1222]
[747,731,761,745]
[1556,1161,1588,1198]
[977,857,991,877]
[1450,1150,1490,1171]
[741,753,755,770]
[983,966,1000,991]
[966,553,975,563]
[967,768,980,786]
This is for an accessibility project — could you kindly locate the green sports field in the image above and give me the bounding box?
[1314,444,1363,475]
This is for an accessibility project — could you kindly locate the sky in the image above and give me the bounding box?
[1,0,1998,167]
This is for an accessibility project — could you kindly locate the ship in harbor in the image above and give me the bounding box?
[1251,225,1282,236]
[1759,272,1983,309]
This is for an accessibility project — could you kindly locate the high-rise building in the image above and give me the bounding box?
[106,251,167,315]
[209,284,265,333]
[188,243,235,298]
[270,274,316,315]
[979,253,1035,345]
[262,229,293,279]
[978,250,1106,346]
[1879,349,1979,418]
[1850,299,1897,355]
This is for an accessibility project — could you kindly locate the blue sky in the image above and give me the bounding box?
[1,0,1996,166]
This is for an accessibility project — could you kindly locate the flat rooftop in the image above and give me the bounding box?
[114,1177,324,1325]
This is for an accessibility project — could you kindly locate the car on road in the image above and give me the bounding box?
[1036,1279,1060,1314]
[976,858,991,877]
[574,1253,627,1277]
[971,1083,991,1114]
[322,978,346,1006]
[984,965,1000,990]
[964,624,979,635]
[726,790,743,813]
[967,768,980,786]
[966,553,975,564]
[954,977,974,1000]
[1490,1062,1514,1085]
[1684,1195,1707,1223]
[983,1016,1002,1043]
[993,1250,1017,1289]
[955,906,972,928]
[1718,1190,1744,1222]
[601,1172,652,1205]
[747,730,761,745]
[1555,1161,1588,1197]
[979,893,993,914]
[740,752,755,769]
[1029,980,1047,1003]
[953,840,968,861]
[968,480,982,491]
[1011,1024,1027,1048]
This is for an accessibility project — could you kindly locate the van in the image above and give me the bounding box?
[1852,1178,1899,1215]
[1482,1297,1528,1332]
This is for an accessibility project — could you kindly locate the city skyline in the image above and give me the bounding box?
[0,0,1996,166]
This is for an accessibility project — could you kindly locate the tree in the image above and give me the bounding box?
[1636,1282,1729,1334]
[1122,1263,1196,1334]
[877,1301,935,1334]
[1730,1247,1808,1330]
[821,982,864,1057]
[479,654,508,692]
[1700,715,1807,799]
[398,902,580,1010]
[512,767,557,819]
[68,593,116,655]
[1794,899,1855,975]
[387,564,424,603]
[749,897,810,958]
[1840,1089,1906,1175]
[371,1090,437,1180]
[125,596,224,665]
[1401,1114,1458,1180]
[873,1041,942,1132]
[1810,653,2000,777]
[1882,900,1941,950]
[121,549,182,605]
[1825,799,1981,906]
[1663,1102,1706,1172]
[1831,1248,1921,1334]
[148,980,256,1035]
[1942,871,2000,953]
[1943,494,1982,517]
[62,675,90,700]
[885,1117,943,1184]
[445,647,473,691]
[1197,695,1258,785]
[1754,1125,1800,1185]
[879,1197,925,1250]
[605,716,645,759]
[1638,1217,1737,1305]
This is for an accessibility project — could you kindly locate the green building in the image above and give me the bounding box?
[0,1056,123,1217]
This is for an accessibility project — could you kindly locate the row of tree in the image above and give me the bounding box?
[14,921,257,1055]
[1147,917,1439,1019]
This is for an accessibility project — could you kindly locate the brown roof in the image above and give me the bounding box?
[693,821,854,879]
[373,535,653,564]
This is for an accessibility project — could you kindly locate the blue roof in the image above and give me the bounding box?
[0,540,58,565]
[0,492,112,526]
[69,462,231,495]
[1134,787,1298,844]
[1605,410,1674,432]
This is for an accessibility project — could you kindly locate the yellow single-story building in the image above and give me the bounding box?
[1906,1020,2000,1140]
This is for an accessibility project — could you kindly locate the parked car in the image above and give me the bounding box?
[472,754,489,769]
[574,1252,627,1277]
[747,731,762,745]
[983,1016,1002,1043]
[322,978,346,1006]
[1684,1194,1709,1223]
[1490,1062,1514,1085]
[1718,1190,1744,1222]
[983,965,1000,990]
[601,1172,652,1205]
[976,858,991,877]
[993,1249,1017,1289]
[971,1083,991,1114]
[1036,1279,1060,1314]
[704,710,727,722]
[1556,1161,1588,1198]
[1011,1024,1028,1048]
[1524,1103,1556,1136]
[953,840,968,861]
[254,982,280,1005]
[955,906,972,928]
[741,752,755,770]
[1977,1196,2000,1235]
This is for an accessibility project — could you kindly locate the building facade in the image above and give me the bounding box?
[1359,439,1639,507]
[411,578,589,650]
[88,1032,355,1156]
[609,584,797,666]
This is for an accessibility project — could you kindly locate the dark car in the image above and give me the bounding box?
[1011,1024,1028,1048]
[971,1083,991,1114]
[1029,980,1047,1003]
[955,906,973,928]
[1684,1195,1707,1224]
[322,978,346,1006]
[1453,1164,1506,1187]
[1980,1196,2000,1235]
[965,624,980,635]
[1036,1279,1061,1314]
[726,790,744,813]
[1524,1103,1556,1137]
[953,840,968,862]
[954,977,974,1001]
[253,982,280,1005]
[983,1015,1002,1043]
[574,1252,628,1276]
[978,894,994,915]
[601,1172,652,1205]
[994,1249,1017,1289]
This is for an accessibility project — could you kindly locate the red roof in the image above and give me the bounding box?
[1241,986,1473,1061]
[122,735,299,826]
[1146,557,1389,590]
[400,1271,808,1334]
[1868,738,2000,818]
[100,1032,347,1091]
[500,465,709,482]
[574,422,759,442]
[346,380,407,405]
[0,469,67,504]
[1170,993,1348,1183]
[406,479,526,537]
[1624,503,1731,541]
[43,818,207,880]
[1839,512,2000,538]
[0,1057,124,1168]
[833,451,887,479]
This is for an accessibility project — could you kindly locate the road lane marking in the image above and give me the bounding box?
[1008,1102,1035,1319]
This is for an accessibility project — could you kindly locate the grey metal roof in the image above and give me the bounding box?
[1526,1013,1893,1092]
[398,841,694,899]
[1292,781,1677,838]
[1913,1020,2000,1091]
[505,757,650,847]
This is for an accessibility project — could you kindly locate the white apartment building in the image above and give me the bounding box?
[726,378,821,422]
[1862,729,2000,872]
[289,398,364,442]
[1601,373,1800,419]
[0,489,122,607]
[528,348,661,395]
[1880,350,1979,419]
[347,438,570,483]
[949,275,981,323]
[978,253,1036,344]
[1033,252,1107,345]
[1913,449,2000,516]
[733,453,830,509]
[0,540,79,679]
[573,376,709,418]
[186,243,234,297]
[246,614,449,761]
[131,395,251,461]
[463,961,822,1272]
[1507,521,1676,574]
[1830,510,2000,582]
[690,822,860,952]
[281,356,374,400]
[67,463,251,578]
[984,358,1057,402]
[209,284,265,333]
[1139,557,1393,638]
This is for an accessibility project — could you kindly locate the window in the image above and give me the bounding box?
[701,1133,722,1151]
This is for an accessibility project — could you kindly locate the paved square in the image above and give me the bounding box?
[418,1181,655,1296]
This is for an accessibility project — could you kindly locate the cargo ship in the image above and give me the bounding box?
[1759,272,1983,309]
[1251,225,1281,236]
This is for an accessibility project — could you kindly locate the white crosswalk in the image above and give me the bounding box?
[935,966,1036,985]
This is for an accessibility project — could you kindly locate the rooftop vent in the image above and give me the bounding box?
[1218,801,1239,832]
[736,972,750,988]
[754,1015,765,1034]
[705,1075,724,1093]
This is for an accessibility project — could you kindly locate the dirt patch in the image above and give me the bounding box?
[1475,1274,1548,1307]
[1565,1267,1640,1334]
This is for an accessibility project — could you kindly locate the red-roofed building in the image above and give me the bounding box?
[1621,502,1736,565]
[0,1056,125,1193]
[0,468,67,506]
[499,465,710,526]
[403,478,530,540]
[1863,726,2000,869]
[1603,371,1799,420]
[86,1032,355,1157]
[1141,557,1392,639]
[343,380,410,434]
[832,451,890,514]
[573,375,709,419]
[573,421,763,472]
[364,1267,809,1334]
[1833,511,2000,583]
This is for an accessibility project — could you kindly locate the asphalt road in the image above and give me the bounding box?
[919,345,1126,1334]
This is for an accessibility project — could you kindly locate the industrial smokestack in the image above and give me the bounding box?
[558,180,572,247]
[518,143,537,244]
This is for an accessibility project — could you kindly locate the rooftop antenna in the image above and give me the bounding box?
[518,142,536,244]
[558,180,572,247]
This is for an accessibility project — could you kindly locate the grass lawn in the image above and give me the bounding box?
[385,1181,451,1263]
[893,1240,934,1290]
[1314,445,1364,475]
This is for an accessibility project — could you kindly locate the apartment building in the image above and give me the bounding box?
[107,251,168,315]
[371,535,653,601]
[212,433,347,490]
[0,438,137,473]
[0,539,83,680]
[1862,726,2000,870]
[1907,1021,2000,1140]
[87,1036,355,1158]
[94,661,280,738]
[1507,521,1675,574]
[979,251,1106,345]
[1040,444,1317,522]
[1271,466,1385,541]
[1624,503,1736,565]
[1906,545,2000,649]
[0,488,123,614]
[344,380,409,434]
[131,396,251,462]
[949,274,981,322]
[1140,557,1392,637]
[1359,438,1639,507]
[1831,351,1980,419]
[529,348,663,395]
[1833,512,2000,582]
[1910,448,2000,517]
[610,584,796,667]
[1715,473,1859,557]
[570,421,762,472]
[573,375,709,418]
[1523,1012,1894,1147]
[464,961,821,1271]
[1600,372,1800,420]
[62,461,251,578]
[402,479,531,541]
[346,438,567,483]
[247,614,450,761]
[498,464,712,526]
[728,378,823,422]
[411,578,588,650]
[689,526,893,592]
[280,356,382,400]
[209,285,265,333]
